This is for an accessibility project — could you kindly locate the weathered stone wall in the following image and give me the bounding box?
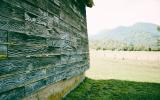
[0,0,89,99]
[23,73,85,100]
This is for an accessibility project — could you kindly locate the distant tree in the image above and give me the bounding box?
[157,37,160,51]
[96,47,101,50]
[157,26,160,32]
[128,44,134,51]
[103,48,106,51]
[148,47,151,51]
[112,48,116,51]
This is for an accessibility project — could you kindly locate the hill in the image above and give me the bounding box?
[90,22,160,51]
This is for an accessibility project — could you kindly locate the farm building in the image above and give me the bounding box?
[0,0,93,99]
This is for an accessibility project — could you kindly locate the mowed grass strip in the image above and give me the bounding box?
[63,78,160,100]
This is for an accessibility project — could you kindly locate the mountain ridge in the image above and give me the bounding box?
[89,22,160,51]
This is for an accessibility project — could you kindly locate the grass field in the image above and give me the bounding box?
[64,50,160,100]
[64,78,160,100]
[86,50,160,83]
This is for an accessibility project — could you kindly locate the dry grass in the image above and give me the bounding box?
[86,50,160,83]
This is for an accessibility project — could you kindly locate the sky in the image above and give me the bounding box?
[86,0,160,36]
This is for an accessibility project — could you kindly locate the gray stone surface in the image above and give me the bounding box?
[0,0,89,99]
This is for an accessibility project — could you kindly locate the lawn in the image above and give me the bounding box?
[63,78,160,100]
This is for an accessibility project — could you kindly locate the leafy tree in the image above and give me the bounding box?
[96,47,101,50]
[157,38,160,51]
[157,26,160,32]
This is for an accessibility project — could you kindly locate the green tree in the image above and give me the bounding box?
[157,26,160,31]
[157,38,160,51]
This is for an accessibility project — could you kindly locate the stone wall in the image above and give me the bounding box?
[0,0,89,99]
[23,73,85,100]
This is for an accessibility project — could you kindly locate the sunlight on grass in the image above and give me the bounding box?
[63,77,160,100]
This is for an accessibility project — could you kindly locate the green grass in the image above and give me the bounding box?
[63,78,160,100]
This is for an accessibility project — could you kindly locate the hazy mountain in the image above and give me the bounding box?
[90,22,160,51]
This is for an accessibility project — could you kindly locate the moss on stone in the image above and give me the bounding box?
[0,54,7,60]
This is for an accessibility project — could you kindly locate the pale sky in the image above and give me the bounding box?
[86,0,160,35]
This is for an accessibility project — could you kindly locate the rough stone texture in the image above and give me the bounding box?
[23,73,85,100]
[0,0,89,99]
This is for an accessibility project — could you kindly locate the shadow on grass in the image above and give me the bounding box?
[63,77,160,100]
